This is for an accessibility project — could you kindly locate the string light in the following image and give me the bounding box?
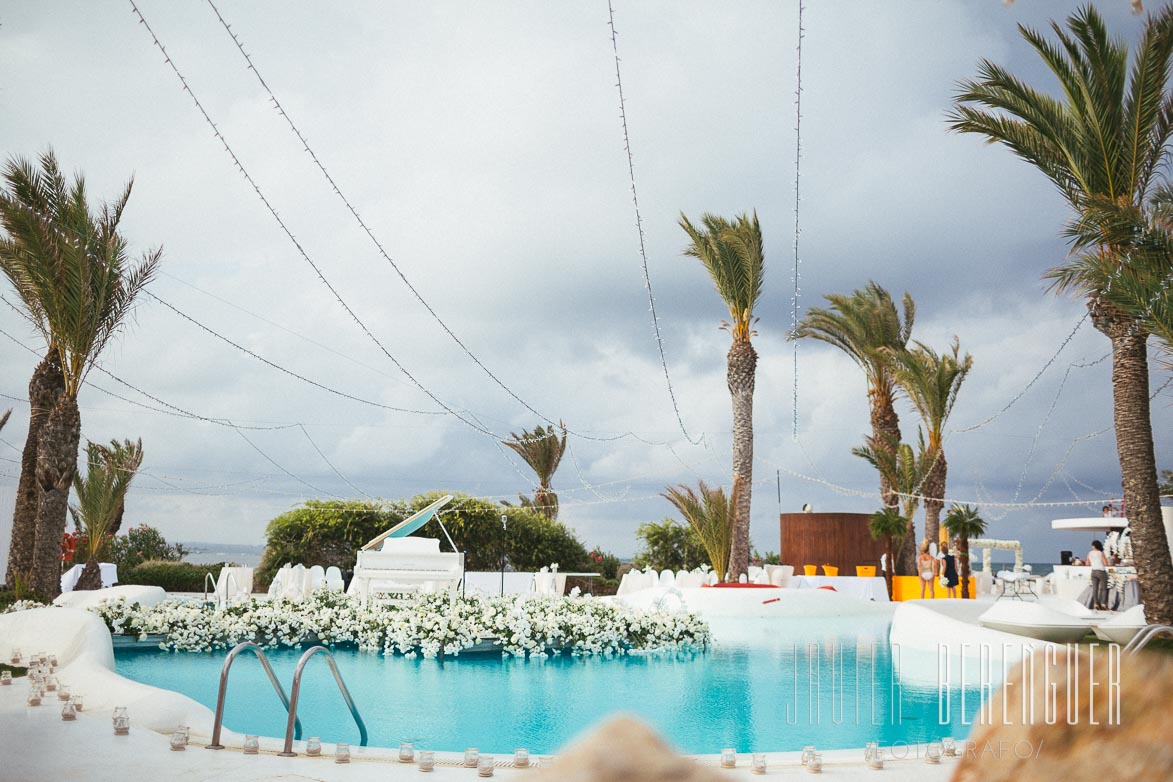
[605,0,702,447]
[791,0,805,440]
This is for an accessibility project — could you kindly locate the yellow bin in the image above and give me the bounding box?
[822,565,839,576]
[803,564,818,576]
[856,566,876,577]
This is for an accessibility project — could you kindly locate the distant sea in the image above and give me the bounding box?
[181,543,265,568]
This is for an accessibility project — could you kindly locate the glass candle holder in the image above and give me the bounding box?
[1,671,11,685]
[806,752,822,773]
[801,746,816,766]
[925,743,942,764]
[44,676,57,692]
[9,648,22,665]
[478,755,495,778]
[942,737,957,757]
[514,749,530,768]
[177,725,189,745]
[170,730,187,751]
[399,742,415,762]
[61,700,77,721]
[26,687,42,707]
[243,735,259,755]
[112,706,127,723]
[47,654,58,669]
[335,743,351,764]
[114,715,130,735]
[305,737,322,756]
[721,748,736,768]
[418,750,435,772]
[464,748,479,767]
[751,754,767,775]
[57,684,71,702]
[71,695,84,712]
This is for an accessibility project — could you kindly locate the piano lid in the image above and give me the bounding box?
[361,494,455,551]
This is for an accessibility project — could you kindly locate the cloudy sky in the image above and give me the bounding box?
[1,0,1169,569]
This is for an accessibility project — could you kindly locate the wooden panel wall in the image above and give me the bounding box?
[779,512,887,573]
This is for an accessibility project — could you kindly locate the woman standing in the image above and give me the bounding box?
[1088,540,1110,611]
[917,542,937,599]
[940,542,959,598]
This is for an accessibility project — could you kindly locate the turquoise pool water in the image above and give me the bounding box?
[115,620,979,754]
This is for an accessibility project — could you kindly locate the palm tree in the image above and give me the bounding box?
[852,430,928,526]
[942,504,987,600]
[0,410,9,432]
[502,422,567,519]
[794,282,916,570]
[662,479,739,581]
[71,438,144,590]
[679,211,764,581]
[950,4,1173,624]
[884,339,973,548]
[869,506,908,600]
[0,152,160,597]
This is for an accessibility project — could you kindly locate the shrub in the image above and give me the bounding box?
[121,560,227,592]
[0,590,48,612]
[107,525,187,573]
[588,547,621,579]
[632,518,707,571]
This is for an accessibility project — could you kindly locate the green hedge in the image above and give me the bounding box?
[256,492,592,587]
[120,560,228,592]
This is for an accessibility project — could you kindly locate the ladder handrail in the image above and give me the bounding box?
[206,641,302,750]
[278,645,368,756]
[203,572,217,605]
[1125,623,1173,654]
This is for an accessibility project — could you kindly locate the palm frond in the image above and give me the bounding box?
[502,422,567,519]
[661,480,737,580]
[679,211,764,341]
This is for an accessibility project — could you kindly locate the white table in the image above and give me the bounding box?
[790,575,889,602]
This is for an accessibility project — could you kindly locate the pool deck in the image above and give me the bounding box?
[0,680,961,780]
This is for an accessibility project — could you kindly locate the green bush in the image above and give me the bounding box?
[256,492,591,585]
[0,590,48,611]
[632,518,707,571]
[107,525,187,573]
[121,560,227,592]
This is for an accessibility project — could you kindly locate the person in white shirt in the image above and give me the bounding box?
[1087,540,1110,610]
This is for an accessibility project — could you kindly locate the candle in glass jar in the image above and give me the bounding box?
[243,735,259,755]
[305,737,321,756]
[478,755,494,777]
[335,743,351,764]
[720,748,736,768]
[514,749,530,768]
[464,748,479,767]
[399,742,415,762]
[751,754,767,775]
[418,750,435,772]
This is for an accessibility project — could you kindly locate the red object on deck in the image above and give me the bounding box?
[817,585,838,591]
[762,597,781,605]
[700,583,780,589]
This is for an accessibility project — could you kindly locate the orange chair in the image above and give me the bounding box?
[822,565,839,577]
[856,566,876,577]
[803,564,817,576]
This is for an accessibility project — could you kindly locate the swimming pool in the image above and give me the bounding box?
[115,616,980,754]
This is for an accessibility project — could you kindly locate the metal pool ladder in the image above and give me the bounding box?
[1124,624,1173,654]
[278,646,368,756]
[207,642,302,750]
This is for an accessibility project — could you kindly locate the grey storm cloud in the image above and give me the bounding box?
[1,0,1169,568]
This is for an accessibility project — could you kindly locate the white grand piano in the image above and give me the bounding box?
[347,495,465,606]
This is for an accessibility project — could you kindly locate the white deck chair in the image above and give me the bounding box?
[283,564,307,601]
[533,571,558,596]
[676,570,691,587]
[308,565,326,594]
[267,564,290,598]
[767,565,794,587]
[659,569,676,588]
[324,566,344,592]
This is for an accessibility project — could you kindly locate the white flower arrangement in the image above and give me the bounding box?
[31,590,709,659]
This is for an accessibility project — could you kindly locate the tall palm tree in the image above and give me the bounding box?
[502,422,567,520]
[869,506,908,600]
[0,152,160,597]
[662,479,739,581]
[950,4,1173,624]
[884,339,973,548]
[71,438,144,590]
[794,282,916,570]
[942,504,987,600]
[0,159,69,590]
[679,211,764,581]
[852,430,928,526]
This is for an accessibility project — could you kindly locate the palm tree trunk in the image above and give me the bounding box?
[5,352,64,589]
[75,556,102,590]
[30,396,81,599]
[959,536,971,599]
[884,538,895,600]
[1091,304,1173,625]
[922,449,948,548]
[872,392,915,575]
[727,339,757,581]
